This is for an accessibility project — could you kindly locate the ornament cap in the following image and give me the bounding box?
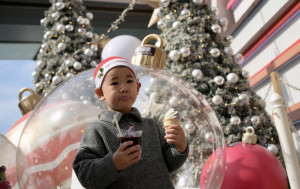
[242,126,257,144]
[18,88,42,115]
[131,34,166,70]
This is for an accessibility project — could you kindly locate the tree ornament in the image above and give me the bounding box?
[210,48,220,57]
[180,9,191,19]
[41,43,48,51]
[91,44,98,51]
[225,35,233,43]
[238,93,249,105]
[52,76,62,85]
[169,96,179,107]
[242,70,249,78]
[150,92,159,103]
[210,7,219,16]
[211,24,221,33]
[32,71,36,77]
[234,53,244,64]
[77,17,84,24]
[83,18,90,25]
[157,20,164,30]
[193,0,204,4]
[40,18,46,26]
[169,50,180,61]
[86,12,94,20]
[90,60,97,67]
[66,73,74,78]
[65,59,73,67]
[258,99,266,108]
[84,48,93,56]
[56,42,65,52]
[212,95,223,105]
[192,69,203,79]
[214,76,225,85]
[73,62,82,70]
[55,2,65,10]
[37,60,46,68]
[230,116,241,125]
[172,21,182,29]
[226,73,239,83]
[161,0,170,7]
[35,82,40,88]
[85,31,93,38]
[184,122,195,133]
[267,144,279,155]
[219,17,228,27]
[180,47,190,57]
[51,12,59,20]
[44,73,50,79]
[65,24,74,31]
[78,28,86,35]
[250,116,260,125]
[56,24,65,32]
[57,42,66,51]
[43,31,51,39]
[224,47,233,55]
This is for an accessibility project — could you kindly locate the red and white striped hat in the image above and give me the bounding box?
[94,56,138,88]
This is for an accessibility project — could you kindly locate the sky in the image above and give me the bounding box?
[0,60,36,134]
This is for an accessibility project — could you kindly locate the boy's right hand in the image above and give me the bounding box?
[113,141,142,172]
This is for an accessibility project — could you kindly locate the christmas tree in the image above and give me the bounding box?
[152,0,283,164]
[33,0,101,95]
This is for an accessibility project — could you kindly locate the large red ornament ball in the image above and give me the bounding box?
[202,142,288,189]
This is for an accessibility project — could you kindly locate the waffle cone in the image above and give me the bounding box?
[163,118,180,130]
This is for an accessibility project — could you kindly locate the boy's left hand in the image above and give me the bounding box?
[164,125,187,154]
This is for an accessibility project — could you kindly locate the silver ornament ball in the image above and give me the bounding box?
[52,76,62,85]
[90,60,97,67]
[211,24,221,33]
[66,24,74,31]
[65,59,73,67]
[56,24,65,32]
[180,47,190,57]
[161,0,170,7]
[58,42,66,51]
[169,50,180,61]
[226,73,239,83]
[251,116,260,125]
[210,48,220,57]
[84,48,93,56]
[73,62,82,70]
[230,116,241,125]
[192,69,203,80]
[225,35,233,43]
[214,76,225,85]
[86,12,94,20]
[86,31,93,38]
[267,144,279,155]
[157,20,164,30]
[91,44,98,51]
[193,0,204,4]
[219,17,228,27]
[180,9,191,19]
[224,46,233,55]
[235,53,244,64]
[242,70,250,78]
[172,21,182,29]
[212,95,223,105]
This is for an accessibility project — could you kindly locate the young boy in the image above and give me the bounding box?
[73,56,188,189]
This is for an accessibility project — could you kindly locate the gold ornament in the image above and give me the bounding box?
[18,88,42,115]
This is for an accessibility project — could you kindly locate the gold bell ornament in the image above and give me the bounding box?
[131,34,166,70]
[18,87,42,115]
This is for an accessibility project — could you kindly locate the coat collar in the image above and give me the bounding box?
[98,107,142,123]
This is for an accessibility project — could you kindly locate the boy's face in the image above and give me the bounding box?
[95,66,141,114]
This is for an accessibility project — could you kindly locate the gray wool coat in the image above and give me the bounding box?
[73,107,189,189]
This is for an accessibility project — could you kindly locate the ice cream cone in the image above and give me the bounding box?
[163,118,180,130]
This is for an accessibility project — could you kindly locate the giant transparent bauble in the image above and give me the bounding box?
[0,134,18,187]
[16,65,225,189]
